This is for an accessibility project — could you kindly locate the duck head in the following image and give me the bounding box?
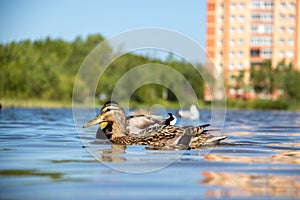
[83,101,127,137]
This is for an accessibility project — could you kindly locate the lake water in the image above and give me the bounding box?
[0,108,300,199]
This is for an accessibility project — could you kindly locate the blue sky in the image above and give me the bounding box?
[0,0,206,47]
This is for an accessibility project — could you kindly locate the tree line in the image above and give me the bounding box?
[0,34,205,105]
[250,60,300,101]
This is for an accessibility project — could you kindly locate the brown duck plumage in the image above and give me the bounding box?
[83,101,227,149]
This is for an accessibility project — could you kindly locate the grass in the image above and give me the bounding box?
[1,98,72,108]
[226,99,300,110]
[1,98,299,110]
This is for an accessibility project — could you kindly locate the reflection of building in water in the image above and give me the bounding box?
[201,148,300,198]
[205,149,300,164]
[206,0,299,99]
[200,171,300,198]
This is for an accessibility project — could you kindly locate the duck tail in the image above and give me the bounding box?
[195,124,210,134]
[206,135,227,145]
[200,123,210,129]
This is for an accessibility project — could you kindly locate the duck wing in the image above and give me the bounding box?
[135,124,226,149]
[190,134,227,149]
[135,124,209,144]
[126,114,176,135]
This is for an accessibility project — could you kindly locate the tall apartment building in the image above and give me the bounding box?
[206,0,300,99]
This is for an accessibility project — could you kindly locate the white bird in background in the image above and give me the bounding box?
[178,105,199,120]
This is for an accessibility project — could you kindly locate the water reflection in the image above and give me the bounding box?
[200,171,300,198]
[95,144,127,162]
[0,169,63,180]
[205,147,300,164]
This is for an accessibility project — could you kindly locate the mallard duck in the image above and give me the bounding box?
[83,101,227,149]
[86,101,177,140]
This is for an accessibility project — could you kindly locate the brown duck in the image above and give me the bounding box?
[87,101,177,140]
[83,101,227,149]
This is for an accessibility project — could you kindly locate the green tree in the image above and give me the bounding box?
[250,60,273,94]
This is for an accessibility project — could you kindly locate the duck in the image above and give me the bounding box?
[83,101,227,149]
[178,104,199,120]
[87,101,177,140]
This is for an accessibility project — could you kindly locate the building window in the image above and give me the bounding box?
[280,2,286,9]
[240,3,245,9]
[264,25,273,33]
[229,63,235,70]
[279,51,285,58]
[288,27,294,33]
[288,39,294,46]
[265,13,273,21]
[239,26,244,33]
[250,49,260,57]
[251,1,273,9]
[238,63,244,70]
[251,38,257,45]
[219,3,224,10]
[289,14,295,21]
[251,13,260,21]
[251,37,272,46]
[251,13,273,21]
[251,1,260,9]
[252,25,273,33]
[217,40,223,46]
[239,51,244,57]
[289,2,295,9]
[265,1,274,9]
[230,2,236,9]
[280,26,285,33]
[287,51,294,58]
[230,15,236,22]
[261,49,272,58]
[251,25,258,33]
[239,15,244,22]
[281,14,286,20]
[218,28,223,35]
[229,39,235,46]
[239,39,244,45]
[218,52,223,58]
[280,39,285,46]
[230,51,235,58]
[230,27,235,34]
[218,15,224,23]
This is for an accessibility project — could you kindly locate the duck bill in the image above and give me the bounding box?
[83,116,104,128]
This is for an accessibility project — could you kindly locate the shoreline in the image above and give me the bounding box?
[1,98,299,111]
[0,99,72,109]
